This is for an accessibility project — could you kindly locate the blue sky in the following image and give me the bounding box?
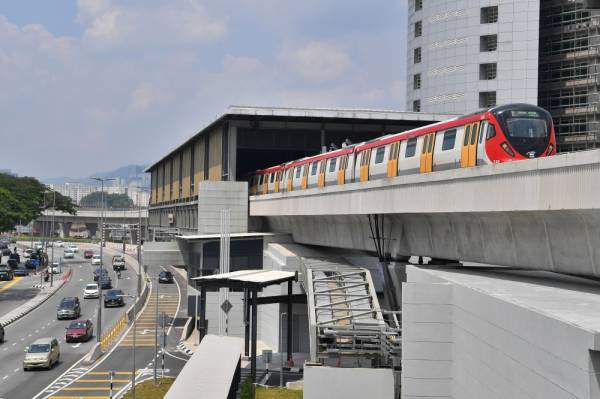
[0,0,407,178]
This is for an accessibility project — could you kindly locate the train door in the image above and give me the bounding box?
[360,149,372,182]
[419,133,435,173]
[387,142,401,177]
[274,171,281,193]
[262,173,269,194]
[461,122,480,167]
[337,155,348,185]
[286,169,293,192]
[318,160,326,187]
[301,165,309,189]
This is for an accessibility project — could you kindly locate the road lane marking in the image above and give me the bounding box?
[0,277,23,294]
[13,368,18,373]
[71,343,81,348]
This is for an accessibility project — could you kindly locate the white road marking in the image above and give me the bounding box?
[71,343,81,348]
[13,368,18,373]
[2,376,7,380]
[11,343,15,346]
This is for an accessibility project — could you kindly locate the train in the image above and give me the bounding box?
[249,103,556,195]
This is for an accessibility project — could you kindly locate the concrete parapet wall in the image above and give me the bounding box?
[304,365,395,399]
[401,265,600,399]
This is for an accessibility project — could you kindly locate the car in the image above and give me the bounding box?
[65,319,93,342]
[13,266,28,277]
[98,276,112,289]
[67,245,79,253]
[23,249,33,258]
[0,268,14,281]
[7,258,18,268]
[56,297,81,320]
[23,337,60,370]
[112,255,126,271]
[63,250,75,259]
[54,241,64,248]
[83,283,99,299]
[0,324,4,343]
[83,250,94,259]
[50,262,60,274]
[46,242,53,248]
[104,289,125,307]
[91,255,102,266]
[25,259,38,269]
[93,267,109,282]
[1,248,11,256]
[158,271,174,284]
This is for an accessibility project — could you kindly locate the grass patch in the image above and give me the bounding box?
[122,377,176,399]
[255,386,303,399]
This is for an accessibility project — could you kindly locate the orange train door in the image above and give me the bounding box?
[262,173,269,194]
[387,142,400,177]
[301,165,308,189]
[360,149,372,182]
[274,171,281,193]
[337,155,348,185]
[317,160,326,187]
[460,123,480,168]
[286,169,293,191]
[419,133,435,173]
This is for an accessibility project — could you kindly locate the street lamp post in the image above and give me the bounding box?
[118,294,137,399]
[91,177,115,344]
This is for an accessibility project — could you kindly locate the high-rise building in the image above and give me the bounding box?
[406,0,600,152]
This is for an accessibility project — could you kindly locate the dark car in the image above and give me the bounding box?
[83,250,94,259]
[158,271,174,284]
[56,297,81,320]
[104,289,124,307]
[25,259,39,269]
[98,276,112,289]
[0,323,4,343]
[13,266,28,277]
[93,268,109,282]
[65,319,93,342]
[0,268,14,281]
[1,248,11,256]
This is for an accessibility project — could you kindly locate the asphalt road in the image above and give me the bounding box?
[0,275,40,318]
[39,265,189,399]
[0,246,138,399]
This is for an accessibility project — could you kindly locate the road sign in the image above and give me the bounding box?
[220,299,233,314]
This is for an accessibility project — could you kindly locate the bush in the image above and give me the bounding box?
[240,376,255,399]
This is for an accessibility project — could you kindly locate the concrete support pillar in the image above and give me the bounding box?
[287,280,293,365]
[251,288,258,382]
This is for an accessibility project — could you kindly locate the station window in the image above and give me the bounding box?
[329,158,337,173]
[479,63,497,80]
[311,162,318,175]
[413,73,421,89]
[415,0,422,11]
[481,6,498,24]
[415,21,422,37]
[479,91,497,108]
[480,35,498,52]
[442,129,457,150]
[405,138,417,157]
[414,47,422,63]
[413,100,421,112]
[374,146,386,164]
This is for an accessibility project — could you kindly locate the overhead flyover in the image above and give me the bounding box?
[250,149,600,278]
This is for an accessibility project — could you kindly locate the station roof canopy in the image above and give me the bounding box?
[192,269,297,289]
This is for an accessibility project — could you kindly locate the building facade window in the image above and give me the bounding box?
[413,100,421,112]
[481,6,498,24]
[190,143,195,194]
[480,34,498,52]
[479,91,497,108]
[415,20,422,37]
[415,0,422,11]
[414,47,422,63]
[413,73,422,89]
[479,63,497,80]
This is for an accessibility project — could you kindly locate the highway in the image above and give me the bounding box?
[0,245,137,399]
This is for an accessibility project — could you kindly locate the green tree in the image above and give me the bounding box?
[80,192,134,208]
[0,173,76,231]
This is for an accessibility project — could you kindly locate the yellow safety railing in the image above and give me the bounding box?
[100,313,128,352]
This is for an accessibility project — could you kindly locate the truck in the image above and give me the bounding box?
[112,255,126,271]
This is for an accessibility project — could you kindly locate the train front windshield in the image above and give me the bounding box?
[493,106,552,157]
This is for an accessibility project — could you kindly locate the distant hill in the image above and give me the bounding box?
[42,164,149,187]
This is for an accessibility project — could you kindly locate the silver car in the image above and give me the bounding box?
[23,337,60,370]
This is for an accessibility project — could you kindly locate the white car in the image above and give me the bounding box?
[91,255,102,266]
[63,250,75,259]
[34,242,43,250]
[55,241,64,248]
[83,283,99,299]
[23,249,33,258]
[50,262,60,274]
[67,245,79,253]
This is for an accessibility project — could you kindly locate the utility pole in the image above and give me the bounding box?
[50,190,55,287]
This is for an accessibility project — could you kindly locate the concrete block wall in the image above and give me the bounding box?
[402,265,600,399]
[143,241,185,268]
[197,181,247,234]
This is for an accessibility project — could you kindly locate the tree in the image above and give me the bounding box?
[80,192,134,209]
[0,173,76,231]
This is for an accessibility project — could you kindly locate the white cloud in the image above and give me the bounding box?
[128,82,172,113]
[283,42,351,82]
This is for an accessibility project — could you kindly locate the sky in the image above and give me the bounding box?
[0,0,408,178]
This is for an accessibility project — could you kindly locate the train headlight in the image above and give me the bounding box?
[546,144,554,155]
[501,142,515,157]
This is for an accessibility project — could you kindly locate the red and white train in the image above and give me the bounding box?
[250,103,556,195]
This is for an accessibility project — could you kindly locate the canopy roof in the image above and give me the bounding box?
[192,269,297,289]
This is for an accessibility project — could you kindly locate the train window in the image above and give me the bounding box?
[422,136,429,154]
[295,167,301,178]
[374,146,385,164]
[486,124,496,140]
[270,173,275,183]
[464,125,471,146]
[479,122,486,144]
[258,175,263,185]
[442,129,456,151]
[311,162,318,175]
[329,158,337,172]
[405,138,417,157]
[428,134,435,152]
[470,125,478,145]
